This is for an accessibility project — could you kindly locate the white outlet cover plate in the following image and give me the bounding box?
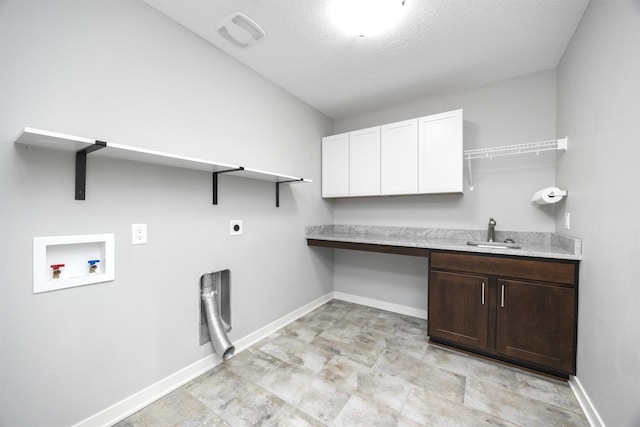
[132,224,147,244]
[230,220,243,236]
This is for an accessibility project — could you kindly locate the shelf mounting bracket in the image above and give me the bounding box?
[275,178,304,208]
[467,157,474,191]
[75,141,107,200]
[212,167,244,205]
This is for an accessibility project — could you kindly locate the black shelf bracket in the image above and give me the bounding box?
[212,167,244,205]
[275,178,304,207]
[75,141,107,200]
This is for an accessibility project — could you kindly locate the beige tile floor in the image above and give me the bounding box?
[116,300,588,426]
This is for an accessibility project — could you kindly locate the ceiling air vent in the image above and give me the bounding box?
[217,12,266,48]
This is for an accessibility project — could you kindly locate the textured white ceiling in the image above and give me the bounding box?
[144,0,589,119]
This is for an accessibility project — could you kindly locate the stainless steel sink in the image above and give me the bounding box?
[466,241,521,249]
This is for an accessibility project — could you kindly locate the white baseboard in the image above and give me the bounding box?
[569,376,606,427]
[333,291,428,320]
[232,292,334,352]
[73,354,221,427]
[74,292,334,427]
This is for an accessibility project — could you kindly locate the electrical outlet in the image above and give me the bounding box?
[229,220,243,236]
[132,224,147,244]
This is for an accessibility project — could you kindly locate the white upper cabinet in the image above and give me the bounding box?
[418,109,463,194]
[321,109,463,198]
[349,127,381,196]
[381,119,418,195]
[321,132,349,197]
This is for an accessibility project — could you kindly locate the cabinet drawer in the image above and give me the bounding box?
[430,251,576,285]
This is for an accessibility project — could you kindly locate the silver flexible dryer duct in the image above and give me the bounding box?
[201,274,235,360]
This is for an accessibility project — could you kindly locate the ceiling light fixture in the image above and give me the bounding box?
[217,12,266,48]
[329,0,406,38]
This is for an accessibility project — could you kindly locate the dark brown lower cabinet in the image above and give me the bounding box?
[428,251,578,377]
[496,278,576,373]
[429,271,489,349]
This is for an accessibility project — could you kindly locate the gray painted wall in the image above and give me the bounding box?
[332,71,558,310]
[556,1,640,425]
[0,1,333,425]
[3,1,636,425]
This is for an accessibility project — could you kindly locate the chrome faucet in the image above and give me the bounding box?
[488,218,496,242]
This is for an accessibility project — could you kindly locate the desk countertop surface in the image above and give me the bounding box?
[306,225,582,261]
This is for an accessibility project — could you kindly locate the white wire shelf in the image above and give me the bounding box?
[464,138,567,160]
[464,137,567,190]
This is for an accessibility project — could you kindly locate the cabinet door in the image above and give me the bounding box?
[349,127,381,196]
[428,270,489,349]
[381,119,418,195]
[418,109,463,194]
[496,279,576,374]
[321,133,349,197]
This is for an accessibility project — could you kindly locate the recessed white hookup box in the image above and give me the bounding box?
[33,233,115,294]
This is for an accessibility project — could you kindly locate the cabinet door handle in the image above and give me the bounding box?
[500,284,505,307]
[481,282,485,305]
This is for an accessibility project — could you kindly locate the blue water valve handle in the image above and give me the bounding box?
[88,259,100,273]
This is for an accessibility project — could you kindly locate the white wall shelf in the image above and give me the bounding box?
[15,127,311,207]
[463,137,568,191]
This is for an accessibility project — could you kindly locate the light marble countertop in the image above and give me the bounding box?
[306,225,582,261]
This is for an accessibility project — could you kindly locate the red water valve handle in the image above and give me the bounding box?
[50,264,65,269]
